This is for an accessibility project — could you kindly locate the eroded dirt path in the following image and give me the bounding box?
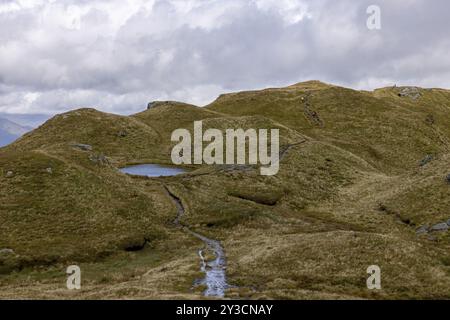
[163,186,228,298]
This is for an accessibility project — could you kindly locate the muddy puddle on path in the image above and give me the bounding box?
[164,186,228,298]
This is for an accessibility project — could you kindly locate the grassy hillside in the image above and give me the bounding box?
[207,81,450,174]
[1,81,450,299]
[5,108,165,165]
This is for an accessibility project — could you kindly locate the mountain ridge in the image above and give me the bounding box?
[1,80,450,299]
[0,117,32,147]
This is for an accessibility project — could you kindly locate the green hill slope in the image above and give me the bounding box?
[207,81,450,174]
[1,81,450,299]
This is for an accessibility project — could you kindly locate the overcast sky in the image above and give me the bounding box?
[0,0,449,117]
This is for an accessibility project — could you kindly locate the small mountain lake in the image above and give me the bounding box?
[119,164,188,177]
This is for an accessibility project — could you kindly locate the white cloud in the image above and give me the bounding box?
[0,0,449,116]
[254,0,311,24]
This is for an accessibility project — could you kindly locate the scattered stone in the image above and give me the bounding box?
[72,143,92,151]
[397,87,422,100]
[425,114,435,126]
[147,102,155,109]
[419,154,433,167]
[447,219,450,226]
[430,223,449,232]
[89,154,110,165]
[304,106,324,127]
[0,248,14,255]
[46,167,53,174]
[446,174,450,184]
[416,225,429,235]
[6,171,14,177]
[117,130,128,138]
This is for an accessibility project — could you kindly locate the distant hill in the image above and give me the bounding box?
[0,117,32,147]
[0,112,51,129]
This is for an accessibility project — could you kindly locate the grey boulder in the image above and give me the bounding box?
[430,223,449,232]
[398,87,421,100]
[72,143,92,151]
[415,225,429,235]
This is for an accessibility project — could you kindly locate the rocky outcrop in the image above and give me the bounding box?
[416,219,450,235]
[430,223,449,232]
[89,154,110,166]
[397,87,422,100]
[72,143,92,151]
[302,94,324,127]
[147,101,174,109]
[416,225,429,235]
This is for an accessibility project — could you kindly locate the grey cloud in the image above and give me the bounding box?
[0,0,449,116]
